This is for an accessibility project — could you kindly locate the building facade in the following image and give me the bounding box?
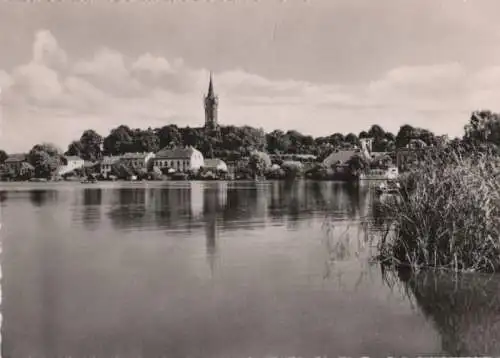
[57,156,85,176]
[99,156,121,176]
[153,146,204,172]
[4,154,29,174]
[120,152,155,170]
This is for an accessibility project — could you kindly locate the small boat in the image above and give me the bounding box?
[375,180,400,195]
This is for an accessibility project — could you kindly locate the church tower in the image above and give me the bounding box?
[204,72,219,132]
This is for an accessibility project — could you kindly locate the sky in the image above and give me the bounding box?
[2,0,500,152]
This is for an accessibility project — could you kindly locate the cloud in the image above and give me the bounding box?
[1,29,500,152]
[32,29,68,69]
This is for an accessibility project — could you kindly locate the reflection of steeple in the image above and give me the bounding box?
[205,215,217,276]
[203,183,228,275]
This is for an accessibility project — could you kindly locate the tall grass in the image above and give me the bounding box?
[378,147,500,272]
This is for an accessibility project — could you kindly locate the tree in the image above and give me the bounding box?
[345,133,360,146]
[249,151,271,176]
[464,111,500,149]
[281,161,304,179]
[395,124,415,148]
[0,150,7,164]
[132,128,160,153]
[346,154,369,177]
[65,141,84,157]
[103,125,134,155]
[28,143,63,178]
[157,125,182,149]
[80,129,103,161]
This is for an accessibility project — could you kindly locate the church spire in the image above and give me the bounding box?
[204,72,219,132]
[207,71,215,98]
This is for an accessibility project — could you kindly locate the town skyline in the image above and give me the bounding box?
[2,0,500,152]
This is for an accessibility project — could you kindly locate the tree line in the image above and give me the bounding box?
[0,111,499,178]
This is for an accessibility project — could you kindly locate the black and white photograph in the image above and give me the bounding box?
[1,0,500,357]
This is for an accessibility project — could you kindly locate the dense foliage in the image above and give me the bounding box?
[2,110,500,180]
[377,146,500,272]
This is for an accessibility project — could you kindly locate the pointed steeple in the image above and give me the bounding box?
[207,71,215,98]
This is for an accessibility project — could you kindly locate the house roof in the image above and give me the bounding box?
[121,152,152,160]
[64,156,83,161]
[5,154,27,163]
[20,162,35,170]
[101,156,121,165]
[83,160,98,167]
[155,146,199,159]
[323,150,357,167]
[204,158,226,168]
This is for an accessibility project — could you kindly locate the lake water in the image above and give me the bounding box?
[0,180,498,357]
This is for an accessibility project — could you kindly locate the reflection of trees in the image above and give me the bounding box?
[267,181,370,227]
[221,184,267,229]
[396,269,500,356]
[107,188,147,230]
[81,188,102,230]
[30,190,58,207]
[0,190,7,203]
[151,186,196,230]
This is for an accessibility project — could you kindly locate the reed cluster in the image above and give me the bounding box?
[378,148,500,272]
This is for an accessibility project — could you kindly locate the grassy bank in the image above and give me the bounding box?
[377,149,500,272]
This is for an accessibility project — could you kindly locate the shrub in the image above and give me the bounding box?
[378,148,500,272]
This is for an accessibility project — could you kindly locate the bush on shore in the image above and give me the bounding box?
[378,148,500,272]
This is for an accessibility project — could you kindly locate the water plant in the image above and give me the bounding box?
[377,146,500,272]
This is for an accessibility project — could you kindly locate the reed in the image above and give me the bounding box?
[378,147,500,272]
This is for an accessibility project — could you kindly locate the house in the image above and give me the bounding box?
[203,158,228,173]
[99,156,121,176]
[4,154,29,174]
[322,150,358,171]
[396,139,431,171]
[153,146,204,172]
[120,152,155,170]
[56,156,85,176]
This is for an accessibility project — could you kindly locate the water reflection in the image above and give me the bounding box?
[30,190,58,207]
[81,188,103,230]
[385,268,500,356]
[2,181,446,357]
[107,188,148,229]
[0,190,7,203]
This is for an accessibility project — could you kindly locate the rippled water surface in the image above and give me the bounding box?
[1,180,497,357]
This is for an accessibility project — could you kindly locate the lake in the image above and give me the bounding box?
[0,180,498,357]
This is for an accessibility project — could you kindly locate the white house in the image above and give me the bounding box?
[153,146,204,172]
[203,158,228,173]
[57,156,85,176]
[120,152,155,170]
[99,156,121,176]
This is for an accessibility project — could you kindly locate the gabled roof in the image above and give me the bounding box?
[5,154,27,163]
[155,146,198,159]
[323,150,357,167]
[121,152,153,160]
[101,156,121,165]
[64,156,83,161]
[20,162,35,170]
[204,158,226,168]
